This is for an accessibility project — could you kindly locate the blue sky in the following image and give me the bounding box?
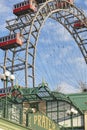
[0,0,87,93]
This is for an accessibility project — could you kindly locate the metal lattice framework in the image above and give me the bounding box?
[0,0,87,88]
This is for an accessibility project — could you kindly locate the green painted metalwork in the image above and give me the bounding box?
[10,83,72,104]
[0,83,85,130]
[68,92,87,111]
[11,86,24,103]
[46,100,83,128]
[0,98,23,124]
[0,117,30,130]
[8,84,86,115]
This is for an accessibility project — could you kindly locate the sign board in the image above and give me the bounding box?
[28,112,60,130]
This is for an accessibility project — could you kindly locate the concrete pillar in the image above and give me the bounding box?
[84,111,87,130]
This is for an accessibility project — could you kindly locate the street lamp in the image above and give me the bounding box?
[10,74,15,81]
[0,70,15,118]
[66,108,78,130]
[5,70,11,77]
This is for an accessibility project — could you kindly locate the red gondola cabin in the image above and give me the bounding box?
[74,20,86,29]
[13,0,37,16]
[56,0,74,9]
[0,87,11,97]
[0,33,22,50]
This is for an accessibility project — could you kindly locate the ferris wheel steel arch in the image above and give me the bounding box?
[1,0,87,88]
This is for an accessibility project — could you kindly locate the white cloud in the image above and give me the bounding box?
[56,82,79,94]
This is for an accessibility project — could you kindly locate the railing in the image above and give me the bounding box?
[0,34,16,43]
[14,1,29,9]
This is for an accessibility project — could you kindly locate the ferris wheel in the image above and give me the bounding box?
[0,0,87,90]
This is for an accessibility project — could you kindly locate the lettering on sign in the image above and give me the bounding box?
[29,113,56,130]
[28,113,59,130]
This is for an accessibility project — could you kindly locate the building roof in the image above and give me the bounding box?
[67,92,87,111]
[10,83,87,112]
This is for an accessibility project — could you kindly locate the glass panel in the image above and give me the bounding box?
[0,89,2,93]
[17,4,19,8]
[47,101,51,111]
[5,37,7,41]
[59,112,65,120]
[47,112,51,119]
[20,3,22,7]
[22,2,24,6]
[52,112,57,120]
[59,102,65,111]
[2,89,5,93]
[24,2,26,5]
[52,101,57,111]
[6,36,8,41]
[3,38,5,42]
[65,103,71,110]
[47,101,57,111]
[0,39,2,42]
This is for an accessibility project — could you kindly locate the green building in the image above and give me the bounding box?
[0,82,87,130]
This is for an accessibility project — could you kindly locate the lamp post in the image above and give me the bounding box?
[66,108,78,130]
[0,70,15,118]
